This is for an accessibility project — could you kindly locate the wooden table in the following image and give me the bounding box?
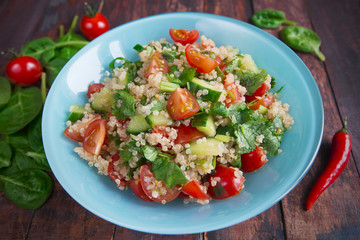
[1,0,359,239]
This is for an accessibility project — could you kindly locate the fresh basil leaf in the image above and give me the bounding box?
[0,141,12,169]
[0,77,11,110]
[151,157,188,188]
[112,90,136,121]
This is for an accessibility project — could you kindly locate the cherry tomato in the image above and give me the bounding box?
[64,114,101,142]
[144,51,169,78]
[249,94,275,110]
[129,179,153,202]
[241,146,268,173]
[174,124,206,145]
[169,28,199,45]
[215,56,228,73]
[108,153,127,188]
[167,88,200,120]
[185,45,218,73]
[6,56,42,86]
[80,12,109,40]
[83,119,107,155]
[207,165,245,199]
[140,165,180,203]
[245,82,270,103]
[223,75,241,107]
[87,83,104,98]
[181,180,210,200]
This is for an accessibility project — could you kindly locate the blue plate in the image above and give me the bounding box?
[42,12,324,234]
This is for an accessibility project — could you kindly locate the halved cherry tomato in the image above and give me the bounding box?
[245,82,270,103]
[64,115,101,142]
[166,88,200,120]
[144,51,169,78]
[108,153,127,188]
[87,83,104,98]
[129,179,153,202]
[207,165,245,199]
[140,165,180,203]
[181,180,210,200]
[241,146,268,173]
[169,28,199,45]
[185,45,218,73]
[83,119,107,155]
[223,75,241,107]
[174,124,206,145]
[249,94,275,110]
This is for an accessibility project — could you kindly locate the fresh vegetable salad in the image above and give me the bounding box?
[64,28,294,204]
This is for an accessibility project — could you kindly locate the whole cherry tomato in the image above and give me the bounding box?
[6,56,42,86]
[80,2,109,40]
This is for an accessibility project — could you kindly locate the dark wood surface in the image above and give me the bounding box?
[1,0,359,239]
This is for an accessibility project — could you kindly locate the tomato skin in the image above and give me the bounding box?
[129,179,153,202]
[140,165,180,203]
[87,83,104,98]
[169,29,199,45]
[241,146,268,173]
[166,88,200,120]
[245,82,270,103]
[181,180,210,200]
[108,153,127,188]
[185,45,218,73]
[223,75,241,107]
[6,56,43,86]
[83,119,107,155]
[144,51,169,78]
[80,12,109,40]
[64,114,101,142]
[207,165,245,199]
[174,124,206,145]
[249,94,275,110]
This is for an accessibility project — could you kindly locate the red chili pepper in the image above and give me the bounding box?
[306,118,352,210]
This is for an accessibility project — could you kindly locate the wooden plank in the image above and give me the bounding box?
[114,228,200,240]
[252,0,360,239]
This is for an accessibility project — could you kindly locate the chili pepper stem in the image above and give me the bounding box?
[340,117,348,133]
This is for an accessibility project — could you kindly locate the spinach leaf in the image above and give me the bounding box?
[0,77,11,110]
[112,90,136,121]
[280,26,325,61]
[0,141,12,169]
[0,87,42,134]
[28,112,44,152]
[151,156,188,188]
[22,37,56,63]
[251,9,296,29]
[0,169,53,209]
[45,58,68,86]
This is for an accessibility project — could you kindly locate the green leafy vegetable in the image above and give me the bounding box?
[151,156,188,188]
[0,87,42,134]
[0,77,11,110]
[119,140,141,162]
[112,90,136,120]
[45,58,68,86]
[179,67,197,85]
[0,141,12,169]
[209,102,228,117]
[234,69,268,95]
[142,145,158,162]
[0,169,53,209]
[161,49,177,63]
[251,9,296,29]
[280,26,325,61]
[133,44,144,52]
[262,115,286,156]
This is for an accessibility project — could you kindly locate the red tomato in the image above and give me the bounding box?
[185,45,218,73]
[87,83,104,98]
[80,12,109,40]
[140,165,180,203]
[181,180,210,200]
[129,179,153,202]
[223,75,241,107]
[83,119,107,155]
[64,115,101,142]
[215,56,228,73]
[245,82,270,103]
[108,153,127,188]
[174,124,206,145]
[169,28,199,45]
[144,51,169,78]
[207,165,245,199]
[241,146,268,173]
[249,94,275,110]
[166,88,200,120]
[6,56,42,86]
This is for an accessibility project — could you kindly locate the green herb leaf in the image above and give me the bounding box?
[251,9,296,29]
[209,102,228,117]
[262,115,286,156]
[112,90,136,121]
[22,37,55,63]
[45,58,68,86]
[151,157,188,188]
[0,77,11,110]
[0,141,12,169]
[133,44,145,52]
[234,69,268,95]
[142,145,158,162]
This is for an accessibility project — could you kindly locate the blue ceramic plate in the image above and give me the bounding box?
[42,12,324,234]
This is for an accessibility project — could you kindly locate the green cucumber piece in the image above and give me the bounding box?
[191,113,216,137]
[145,113,173,127]
[186,138,225,156]
[91,87,114,113]
[188,78,222,103]
[258,105,268,114]
[240,54,259,72]
[160,81,180,92]
[214,134,231,143]
[126,114,151,134]
[67,104,85,122]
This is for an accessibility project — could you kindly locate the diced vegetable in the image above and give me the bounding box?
[126,114,151,134]
[191,113,216,137]
[67,104,85,122]
[188,78,222,103]
[91,87,114,112]
[187,138,225,156]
